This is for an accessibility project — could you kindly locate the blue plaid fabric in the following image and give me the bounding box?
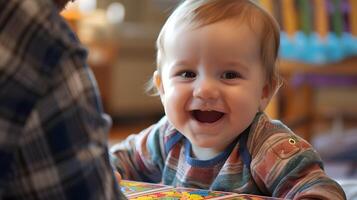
[0,0,123,199]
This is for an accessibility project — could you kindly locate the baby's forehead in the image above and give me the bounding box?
[169,13,265,38]
[163,18,264,52]
[164,24,262,63]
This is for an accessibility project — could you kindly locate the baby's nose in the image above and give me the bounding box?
[193,78,219,100]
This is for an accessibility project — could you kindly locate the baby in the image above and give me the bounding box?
[111,0,346,199]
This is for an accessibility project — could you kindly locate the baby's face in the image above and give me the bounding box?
[155,20,271,152]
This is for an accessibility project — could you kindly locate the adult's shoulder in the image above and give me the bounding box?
[1,0,85,76]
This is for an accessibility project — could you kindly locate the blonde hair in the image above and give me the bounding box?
[147,0,281,95]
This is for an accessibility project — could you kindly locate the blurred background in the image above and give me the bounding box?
[61,0,357,185]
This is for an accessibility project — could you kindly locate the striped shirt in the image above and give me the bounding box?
[111,112,346,199]
[0,0,123,199]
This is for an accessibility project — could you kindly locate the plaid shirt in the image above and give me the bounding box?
[0,0,124,199]
[111,112,346,199]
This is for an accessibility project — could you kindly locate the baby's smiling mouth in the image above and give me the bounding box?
[191,110,225,123]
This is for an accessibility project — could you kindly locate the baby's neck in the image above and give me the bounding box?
[191,145,223,160]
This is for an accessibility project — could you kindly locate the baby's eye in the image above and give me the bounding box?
[179,71,196,79]
[221,71,241,79]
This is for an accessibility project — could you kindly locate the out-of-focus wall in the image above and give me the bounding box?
[108,23,162,118]
[77,0,181,119]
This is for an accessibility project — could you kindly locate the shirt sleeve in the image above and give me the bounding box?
[110,117,169,183]
[251,133,346,200]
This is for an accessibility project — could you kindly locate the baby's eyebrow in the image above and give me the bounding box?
[220,60,249,71]
[224,60,246,67]
[169,60,192,68]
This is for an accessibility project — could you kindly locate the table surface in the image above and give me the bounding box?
[120,180,282,200]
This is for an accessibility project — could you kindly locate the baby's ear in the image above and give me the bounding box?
[153,70,164,96]
[259,80,278,111]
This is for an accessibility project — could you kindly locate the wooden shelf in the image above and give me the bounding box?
[276,57,357,141]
